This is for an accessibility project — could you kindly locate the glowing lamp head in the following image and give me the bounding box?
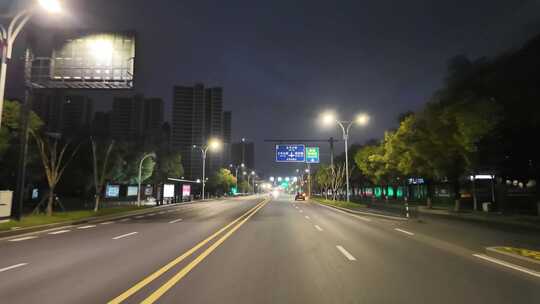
[208,138,222,151]
[321,111,337,126]
[39,0,62,13]
[356,113,370,126]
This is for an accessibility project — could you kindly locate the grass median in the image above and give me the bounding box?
[311,197,367,210]
[0,206,149,232]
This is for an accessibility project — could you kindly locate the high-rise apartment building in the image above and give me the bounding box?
[32,90,93,136]
[171,84,227,180]
[222,111,232,167]
[110,94,163,144]
[231,140,255,170]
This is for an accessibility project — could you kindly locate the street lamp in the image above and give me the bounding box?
[229,162,244,190]
[0,0,63,128]
[137,152,156,207]
[320,110,370,202]
[193,138,222,200]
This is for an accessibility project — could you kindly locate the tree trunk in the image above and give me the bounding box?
[94,194,101,212]
[47,188,54,216]
[426,181,433,209]
[453,179,461,212]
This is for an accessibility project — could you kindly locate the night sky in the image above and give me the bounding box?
[4,0,540,176]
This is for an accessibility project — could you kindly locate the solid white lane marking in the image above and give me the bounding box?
[305,216,311,220]
[314,225,323,231]
[100,221,115,225]
[77,225,96,229]
[119,218,131,222]
[0,263,28,273]
[395,228,415,236]
[336,245,357,261]
[169,219,183,224]
[48,230,70,235]
[9,236,37,242]
[112,232,138,240]
[317,203,372,222]
[473,254,540,278]
[135,215,145,219]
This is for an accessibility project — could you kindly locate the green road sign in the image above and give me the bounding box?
[305,147,320,163]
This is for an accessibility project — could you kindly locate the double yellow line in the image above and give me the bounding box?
[109,198,270,304]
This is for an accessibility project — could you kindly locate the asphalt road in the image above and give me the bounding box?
[0,194,538,303]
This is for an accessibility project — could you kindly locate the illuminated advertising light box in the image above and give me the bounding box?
[145,186,153,196]
[182,184,191,197]
[127,186,138,196]
[27,31,136,90]
[106,185,120,198]
[163,184,175,198]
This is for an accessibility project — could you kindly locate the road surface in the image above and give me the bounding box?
[0,194,538,303]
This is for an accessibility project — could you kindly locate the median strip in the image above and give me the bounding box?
[141,199,269,304]
[108,198,269,304]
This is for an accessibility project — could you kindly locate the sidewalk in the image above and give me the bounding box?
[417,206,540,231]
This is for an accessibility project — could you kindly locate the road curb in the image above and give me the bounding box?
[0,199,214,241]
[313,201,408,221]
[485,247,540,272]
[417,211,540,232]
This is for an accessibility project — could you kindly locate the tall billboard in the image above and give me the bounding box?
[27,31,135,89]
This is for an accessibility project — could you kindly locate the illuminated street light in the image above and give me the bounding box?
[277,177,283,182]
[193,138,222,200]
[39,0,63,13]
[0,0,64,129]
[318,110,370,202]
[137,152,156,207]
[321,111,337,126]
[269,176,275,182]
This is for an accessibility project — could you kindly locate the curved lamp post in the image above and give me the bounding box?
[320,111,370,202]
[193,138,221,200]
[137,152,156,207]
[0,0,63,128]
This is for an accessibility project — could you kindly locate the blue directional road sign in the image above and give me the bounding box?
[275,144,306,162]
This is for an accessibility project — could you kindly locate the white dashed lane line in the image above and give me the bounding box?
[0,263,28,273]
[112,232,138,240]
[48,230,70,235]
[314,225,323,231]
[100,221,115,225]
[394,228,415,236]
[305,216,311,220]
[77,225,96,230]
[8,236,37,242]
[169,219,183,224]
[119,218,131,222]
[336,245,357,261]
[135,215,145,219]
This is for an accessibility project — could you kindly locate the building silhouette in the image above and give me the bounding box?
[171,84,227,180]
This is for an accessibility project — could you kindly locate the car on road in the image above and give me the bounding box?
[295,192,307,201]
